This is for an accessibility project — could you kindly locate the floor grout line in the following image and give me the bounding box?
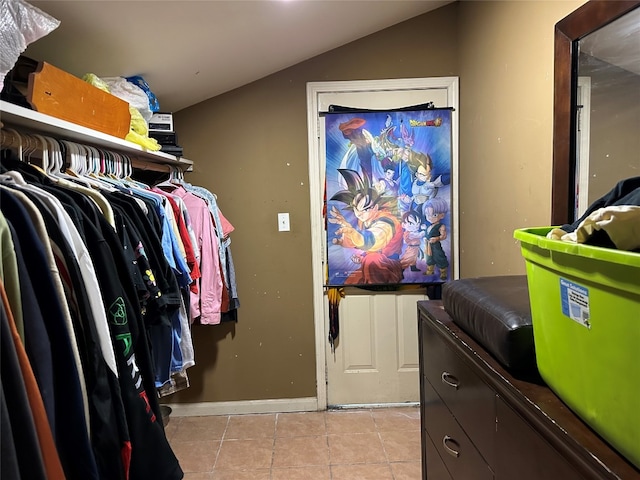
[210,414,230,472]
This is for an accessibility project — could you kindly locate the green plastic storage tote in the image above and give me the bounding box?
[514,227,640,469]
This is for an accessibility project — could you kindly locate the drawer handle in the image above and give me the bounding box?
[441,371,459,389]
[442,435,460,458]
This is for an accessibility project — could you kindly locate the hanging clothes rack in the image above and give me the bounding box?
[0,101,240,480]
[1,123,194,480]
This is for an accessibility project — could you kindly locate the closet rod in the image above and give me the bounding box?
[130,157,188,173]
[0,129,24,151]
[1,127,191,174]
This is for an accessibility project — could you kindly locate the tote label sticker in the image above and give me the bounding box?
[560,278,591,328]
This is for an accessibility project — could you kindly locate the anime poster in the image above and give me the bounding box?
[325,108,453,286]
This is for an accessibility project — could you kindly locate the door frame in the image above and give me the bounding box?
[575,76,591,218]
[306,77,459,410]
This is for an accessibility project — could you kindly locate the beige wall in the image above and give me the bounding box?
[169,0,584,404]
[457,0,583,275]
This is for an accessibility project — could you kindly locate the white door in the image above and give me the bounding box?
[306,78,459,408]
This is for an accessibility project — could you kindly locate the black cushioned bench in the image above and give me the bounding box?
[442,275,537,374]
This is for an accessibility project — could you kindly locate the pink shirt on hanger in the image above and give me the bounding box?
[170,185,223,325]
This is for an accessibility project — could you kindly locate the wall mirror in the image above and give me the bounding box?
[551,0,640,225]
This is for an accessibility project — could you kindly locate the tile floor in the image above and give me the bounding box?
[166,406,422,480]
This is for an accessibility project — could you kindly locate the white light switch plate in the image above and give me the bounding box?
[278,212,290,231]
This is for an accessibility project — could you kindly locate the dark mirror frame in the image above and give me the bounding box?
[551,0,640,225]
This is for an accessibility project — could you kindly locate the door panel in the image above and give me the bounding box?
[342,295,376,372]
[397,293,422,371]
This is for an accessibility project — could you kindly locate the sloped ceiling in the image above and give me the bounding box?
[580,6,640,75]
[25,0,453,113]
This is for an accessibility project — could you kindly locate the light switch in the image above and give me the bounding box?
[278,212,290,231]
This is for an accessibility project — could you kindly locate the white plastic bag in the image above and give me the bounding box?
[101,76,153,123]
[0,0,60,90]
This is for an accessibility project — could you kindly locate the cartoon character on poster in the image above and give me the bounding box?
[325,109,452,286]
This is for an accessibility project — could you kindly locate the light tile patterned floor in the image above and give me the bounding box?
[166,406,422,480]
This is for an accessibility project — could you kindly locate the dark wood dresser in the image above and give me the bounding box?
[418,300,640,480]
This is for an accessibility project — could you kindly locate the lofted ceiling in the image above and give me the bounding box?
[580,6,640,76]
[24,0,453,113]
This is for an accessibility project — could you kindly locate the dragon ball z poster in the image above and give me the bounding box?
[325,108,453,286]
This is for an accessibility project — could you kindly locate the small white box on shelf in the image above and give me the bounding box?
[149,112,174,132]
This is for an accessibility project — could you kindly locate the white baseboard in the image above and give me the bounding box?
[328,402,420,410]
[163,397,319,417]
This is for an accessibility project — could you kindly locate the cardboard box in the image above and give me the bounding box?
[514,227,640,469]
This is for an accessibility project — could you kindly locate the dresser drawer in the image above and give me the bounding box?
[496,397,586,480]
[424,422,453,480]
[423,379,494,480]
[422,319,496,466]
